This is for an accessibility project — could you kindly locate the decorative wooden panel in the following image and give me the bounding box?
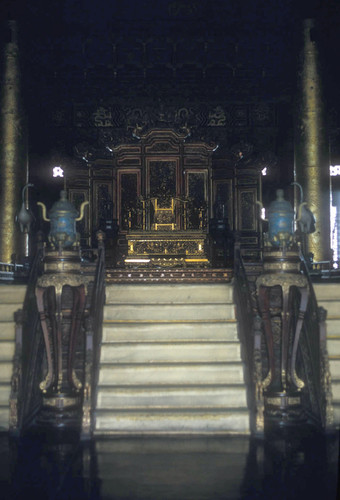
[117,170,141,229]
[212,179,233,229]
[237,187,257,232]
[186,170,208,229]
[147,159,178,203]
[92,180,114,232]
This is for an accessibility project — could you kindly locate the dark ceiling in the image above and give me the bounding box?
[1,0,340,176]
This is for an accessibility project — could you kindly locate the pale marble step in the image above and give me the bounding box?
[325,319,340,335]
[102,321,238,342]
[96,385,248,409]
[0,322,16,341]
[105,283,234,305]
[327,338,340,356]
[0,285,26,304]
[95,435,250,454]
[314,283,340,301]
[0,407,9,430]
[317,301,340,317]
[0,362,13,382]
[104,303,236,321]
[332,380,340,401]
[98,363,245,386]
[0,341,15,361]
[329,358,340,379]
[100,342,241,364]
[333,404,340,426]
[0,304,21,322]
[95,408,250,434]
[0,384,10,405]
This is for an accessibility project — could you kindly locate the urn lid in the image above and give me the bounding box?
[268,189,294,215]
[48,190,78,218]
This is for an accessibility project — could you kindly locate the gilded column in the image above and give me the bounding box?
[295,18,331,262]
[0,20,26,263]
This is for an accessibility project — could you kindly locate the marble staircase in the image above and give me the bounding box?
[1,281,340,433]
[0,284,26,430]
[95,283,250,435]
[314,283,340,427]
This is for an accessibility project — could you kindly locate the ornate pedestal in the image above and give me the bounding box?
[35,249,89,428]
[256,248,309,427]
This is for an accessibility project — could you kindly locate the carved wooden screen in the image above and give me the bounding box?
[237,187,258,232]
[92,180,113,232]
[212,179,233,230]
[148,160,178,203]
[185,170,207,229]
[117,170,141,230]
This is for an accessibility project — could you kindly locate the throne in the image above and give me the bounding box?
[151,198,176,231]
[113,129,214,268]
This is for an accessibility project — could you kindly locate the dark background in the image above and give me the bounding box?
[1,0,340,206]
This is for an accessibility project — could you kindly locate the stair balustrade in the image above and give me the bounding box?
[81,232,106,439]
[9,232,106,436]
[9,237,44,434]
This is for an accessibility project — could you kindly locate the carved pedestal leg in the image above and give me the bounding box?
[35,283,86,429]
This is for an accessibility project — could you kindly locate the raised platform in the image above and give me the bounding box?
[106,268,233,283]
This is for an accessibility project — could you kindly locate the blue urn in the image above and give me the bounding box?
[37,191,88,249]
[268,189,294,247]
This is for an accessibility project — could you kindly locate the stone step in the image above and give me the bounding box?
[325,319,340,336]
[0,285,26,304]
[105,283,234,305]
[96,385,247,409]
[100,342,241,364]
[0,322,16,341]
[94,408,250,434]
[103,303,236,322]
[98,363,245,386]
[333,404,340,426]
[102,321,238,343]
[95,436,250,454]
[0,407,9,430]
[0,341,15,362]
[332,381,340,402]
[0,384,10,406]
[327,338,340,356]
[0,362,13,383]
[329,358,340,379]
[314,283,340,301]
[0,304,20,322]
[317,301,340,317]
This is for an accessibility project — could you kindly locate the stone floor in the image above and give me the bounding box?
[0,428,338,499]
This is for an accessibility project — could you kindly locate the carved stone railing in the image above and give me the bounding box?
[298,254,334,430]
[9,232,106,437]
[9,239,45,434]
[233,242,263,434]
[234,242,334,435]
[81,231,106,439]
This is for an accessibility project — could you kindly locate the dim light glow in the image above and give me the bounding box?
[330,165,340,176]
[52,166,64,178]
[124,258,151,263]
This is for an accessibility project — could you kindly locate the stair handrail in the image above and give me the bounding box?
[233,241,264,434]
[81,230,106,439]
[299,251,334,429]
[9,233,45,434]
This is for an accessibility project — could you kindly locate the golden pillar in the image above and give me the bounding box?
[0,20,26,263]
[295,18,331,262]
